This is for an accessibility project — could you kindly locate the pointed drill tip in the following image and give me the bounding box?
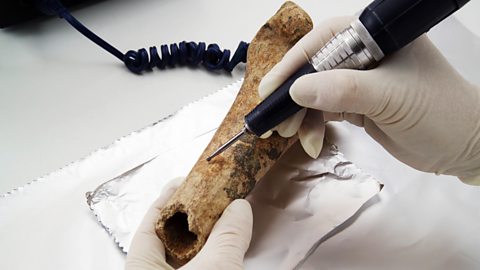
[205,126,248,162]
[205,145,224,162]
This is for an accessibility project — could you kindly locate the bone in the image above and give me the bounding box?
[155,1,313,265]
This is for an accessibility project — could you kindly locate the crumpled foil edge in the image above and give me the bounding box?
[86,158,157,252]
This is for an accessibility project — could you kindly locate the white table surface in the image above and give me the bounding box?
[1,0,479,194]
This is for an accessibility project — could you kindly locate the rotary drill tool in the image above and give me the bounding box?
[207,0,470,161]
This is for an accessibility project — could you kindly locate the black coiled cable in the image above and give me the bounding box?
[124,41,248,74]
[35,0,248,74]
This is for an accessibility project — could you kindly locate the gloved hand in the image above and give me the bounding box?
[125,178,253,270]
[259,16,480,185]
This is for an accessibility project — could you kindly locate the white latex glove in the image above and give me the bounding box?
[259,16,480,185]
[125,178,253,270]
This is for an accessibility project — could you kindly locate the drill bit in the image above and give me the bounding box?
[206,126,248,161]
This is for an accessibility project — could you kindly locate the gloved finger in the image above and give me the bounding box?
[185,199,253,269]
[258,16,354,99]
[125,177,185,270]
[323,112,343,122]
[361,117,422,173]
[343,113,366,127]
[290,69,380,116]
[202,199,253,259]
[324,112,366,127]
[298,109,325,158]
[275,108,307,137]
[259,130,273,139]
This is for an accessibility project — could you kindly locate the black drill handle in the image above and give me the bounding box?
[245,63,316,136]
[360,0,470,55]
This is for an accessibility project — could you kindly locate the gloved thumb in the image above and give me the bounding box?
[183,199,253,270]
[290,69,381,116]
